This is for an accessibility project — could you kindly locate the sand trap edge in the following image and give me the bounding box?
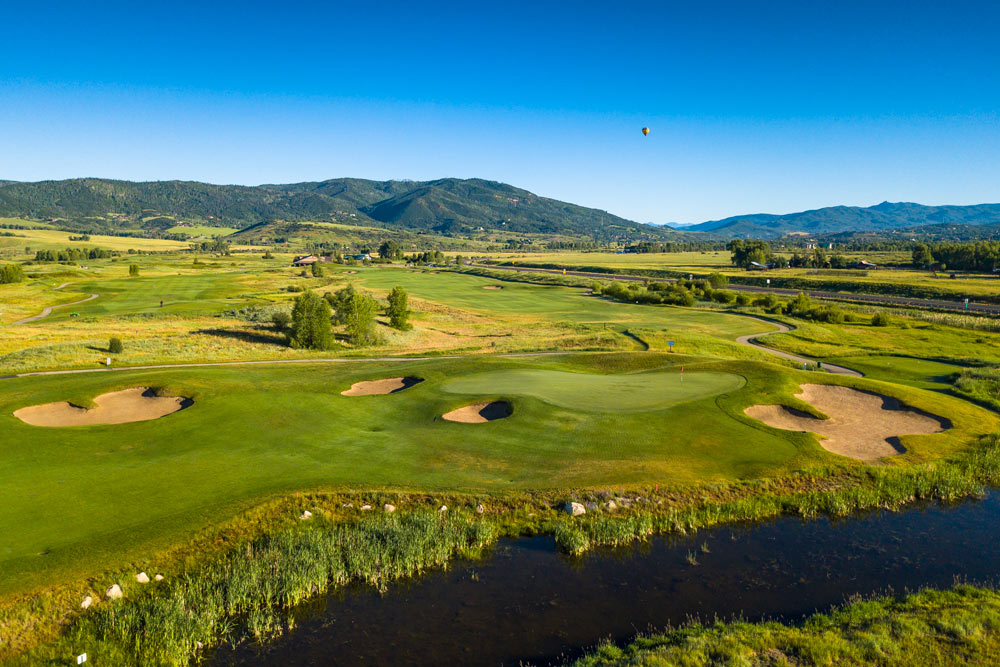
[14,387,192,427]
[341,377,424,396]
[442,401,513,423]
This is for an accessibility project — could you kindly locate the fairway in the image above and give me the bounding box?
[442,369,744,412]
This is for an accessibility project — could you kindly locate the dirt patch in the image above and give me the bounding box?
[14,387,191,427]
[442,401,512,423]
[341,377,423,396]
[482,285,504,290]
[745,384,946,460]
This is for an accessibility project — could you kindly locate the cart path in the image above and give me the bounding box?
[12,293,99,325]
[1,317,860,379]
[737,317,862,377]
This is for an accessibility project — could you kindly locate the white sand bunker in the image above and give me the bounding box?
[745,384,946,460]
[482,285,504,290]
[442,401,512,423]
[341,377,423,396]
[14,387,191,427]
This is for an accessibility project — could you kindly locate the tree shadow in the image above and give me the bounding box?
[193,327,288,347]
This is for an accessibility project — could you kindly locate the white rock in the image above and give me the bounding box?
[476,503,485,514]
[154,574,164,582]
[299,510,313,520]
[135,572,149,584]
[565,502,586,516]
[342,502,354,508]
[196,641,204,650]
[105,584,123,599]
[605,500,618,511]
[360,504,372,511]
[383,504,396,513]
[438,505,448,512]
[81,596,93,609]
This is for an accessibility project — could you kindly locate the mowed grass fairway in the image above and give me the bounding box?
[1,352,994,594]
[442,369,744,412]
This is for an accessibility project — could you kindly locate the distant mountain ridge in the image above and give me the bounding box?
[0,177,671,242]
[683,201,1000,238]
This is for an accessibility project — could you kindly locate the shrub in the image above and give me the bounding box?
[311,262,324,278]
[0,263,25,284]
[707,272,729,289]
[108,337,124,354]
[128,264,139,277]
[386,285,411,330]
[872,312,892,327]
[735,293,752,306]
[271,311,291,331]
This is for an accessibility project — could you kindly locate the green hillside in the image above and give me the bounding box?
[0,177,671,243]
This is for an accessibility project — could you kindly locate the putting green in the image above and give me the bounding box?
[442,369,745,412]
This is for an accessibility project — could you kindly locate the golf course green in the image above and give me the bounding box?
[442,369,744,412]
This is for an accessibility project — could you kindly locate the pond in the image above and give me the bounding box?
[211,493,1000,666]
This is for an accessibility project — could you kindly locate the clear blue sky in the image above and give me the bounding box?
[2,0,998,223]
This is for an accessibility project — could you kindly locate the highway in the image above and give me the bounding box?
[468,263,1000,316]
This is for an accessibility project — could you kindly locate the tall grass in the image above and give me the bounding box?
[15,434,1000,665]
[569,584,1000,666]
[19,512,496,666]
[954,366,1000,411]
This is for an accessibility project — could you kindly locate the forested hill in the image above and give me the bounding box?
[0,177,671,242]
[681,201,1000,238]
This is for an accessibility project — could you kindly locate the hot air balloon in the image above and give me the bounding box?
[642,127,650,136]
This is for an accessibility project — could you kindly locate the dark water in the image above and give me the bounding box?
[211,494,1000,666]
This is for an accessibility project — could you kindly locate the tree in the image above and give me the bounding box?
[289,291,334,350]
[454,254,465,266]
[128,264,140,277]
[311,261,324,278]
[912,243,934,268]
[386,285,411,330]
[378,240,401,260]
[706,272,729,289]
[871,312,892,327]
[263,250,274,259]
[108,337,124,354]
[729,239,772,269]
[327,284,357,324]
[0,263,25,284]
[343,292,381,346]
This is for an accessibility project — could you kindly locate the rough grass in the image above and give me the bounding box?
[568,584,1000,666]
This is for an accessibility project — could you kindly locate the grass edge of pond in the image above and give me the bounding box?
[6,431,1000,665]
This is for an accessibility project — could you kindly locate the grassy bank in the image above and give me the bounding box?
[6,432,1000,665]
[568,584,1000,666]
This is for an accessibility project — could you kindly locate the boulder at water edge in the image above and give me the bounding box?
[565,502,586,516]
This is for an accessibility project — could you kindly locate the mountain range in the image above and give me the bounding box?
[0,177,669,242]
[1,177,999,242]
[674,201,1000,238]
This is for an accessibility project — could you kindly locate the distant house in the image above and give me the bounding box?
[353,253,372,261]
[857,260,878,270]
[292,255,320,267]
[748,261,771,271]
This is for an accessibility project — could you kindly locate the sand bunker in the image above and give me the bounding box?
[745,384,946,460]
[442,401,512,423]
[341,377,423,396]
[482,285,504,290]
[14,387,191,427]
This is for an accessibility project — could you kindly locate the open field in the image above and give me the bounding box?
[0,227,192,253]
[165,224,239,238]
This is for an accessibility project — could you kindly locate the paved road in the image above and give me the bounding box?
[13,293,99,324]
[469,263,1000,316]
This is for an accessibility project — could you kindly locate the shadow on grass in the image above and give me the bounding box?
[194,327,288,347]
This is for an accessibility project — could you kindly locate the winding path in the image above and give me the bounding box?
[1,318,860,379]
[13,293,99,325]
[737,317,862,377]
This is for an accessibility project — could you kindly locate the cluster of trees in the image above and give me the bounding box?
[406,250,446,265]
[728,240,775,268]
[378,240,403,260]
[0,263,25,284]
[33,247,113,262]
[623,241,728,253]
[280,284,412,350]
[912,241,1000,272]
[594,274,736,308]
[191,237,231,255]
